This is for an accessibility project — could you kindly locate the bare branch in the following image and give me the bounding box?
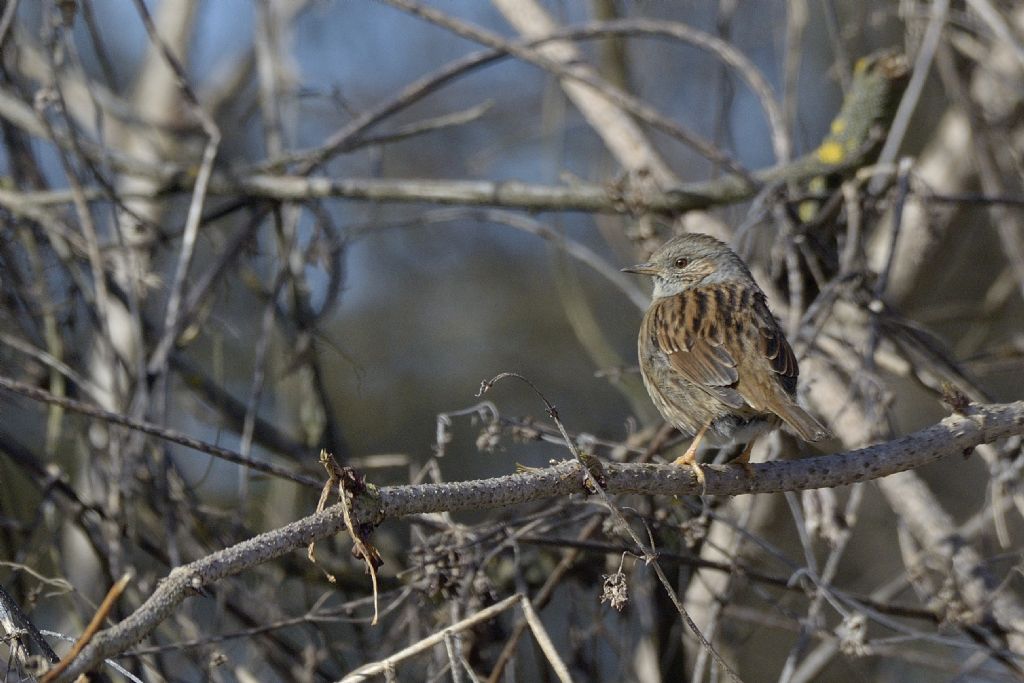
[52,400,1023,681]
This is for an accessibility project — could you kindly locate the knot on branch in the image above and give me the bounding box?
[343,470,386,538]
[315,450,384,529]
[165,565,204,595]
[940,383,972,416]
[578,451,607,493]
[937,398,993,458]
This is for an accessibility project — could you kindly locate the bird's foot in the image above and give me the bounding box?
[727,459,755,478]
[673,449,706,491]
[726,442,756,478]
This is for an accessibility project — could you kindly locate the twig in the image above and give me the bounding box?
[339,594,522,681]
[41,573,131,682]
[0,374,321,488]
[867,0,949,194]
[127,0,223,386]
[386,0,750,178]
[519,596,573,683]
[0,582,60,671]
[486,516,603,682]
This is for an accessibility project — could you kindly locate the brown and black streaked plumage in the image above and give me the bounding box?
[623,233,830,484]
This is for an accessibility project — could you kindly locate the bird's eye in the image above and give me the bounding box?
[674,257,689,268]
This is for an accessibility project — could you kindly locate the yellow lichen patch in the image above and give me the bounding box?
[831,118,847,135]
[797,200,817,223]
[798,177,829,223]
[816,140,845,164]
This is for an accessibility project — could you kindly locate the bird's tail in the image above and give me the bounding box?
[776,402,831,442]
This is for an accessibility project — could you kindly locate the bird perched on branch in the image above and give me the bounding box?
[623,233,830,485]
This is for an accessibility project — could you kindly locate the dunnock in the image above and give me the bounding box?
[623,233,829,484]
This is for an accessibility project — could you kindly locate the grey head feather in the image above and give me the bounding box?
[644,233,755,298]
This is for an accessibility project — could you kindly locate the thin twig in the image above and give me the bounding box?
[339,594,523,681]
[41,573,131,683]
[0,374,321,488]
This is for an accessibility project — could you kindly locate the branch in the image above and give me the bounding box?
[51,400,1024,680]
[0,38,907,220]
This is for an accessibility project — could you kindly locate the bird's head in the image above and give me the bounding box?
[621,233,753,298]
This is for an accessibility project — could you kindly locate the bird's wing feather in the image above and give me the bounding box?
[751,292,799,395]
[649,289,744,408]
[739,290,831,441]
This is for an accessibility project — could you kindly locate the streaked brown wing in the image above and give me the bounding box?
[649,290,744,408]
[751,291,798,396]
[736,290,830,441]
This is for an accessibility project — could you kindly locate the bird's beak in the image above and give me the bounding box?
[621,262,658,276]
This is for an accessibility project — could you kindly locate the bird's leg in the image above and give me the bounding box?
[673,422,709,488]
[728,436,758,478]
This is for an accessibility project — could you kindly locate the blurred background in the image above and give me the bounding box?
[0,1,1022,681]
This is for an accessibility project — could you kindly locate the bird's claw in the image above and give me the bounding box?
[673,451,706,493]
[726,441,756,478]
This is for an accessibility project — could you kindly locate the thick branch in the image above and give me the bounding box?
[53,400,1023,681]
[376,401,1021,515]
[0,47,905,219]
[3,152,887,217]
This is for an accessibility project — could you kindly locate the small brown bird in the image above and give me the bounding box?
[623,233,829,484]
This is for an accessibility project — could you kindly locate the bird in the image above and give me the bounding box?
[622,232,830,485]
